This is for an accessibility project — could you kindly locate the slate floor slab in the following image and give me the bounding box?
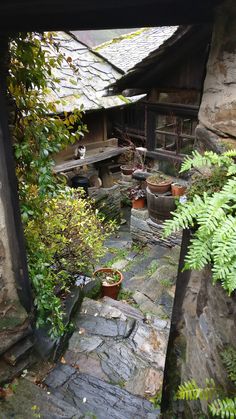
[0,220,180,419]
[46,364,159,419]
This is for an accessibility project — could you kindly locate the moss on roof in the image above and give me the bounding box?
[95,28,148,51]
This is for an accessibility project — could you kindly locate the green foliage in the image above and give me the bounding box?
[8,33,114,337]
[180,150,236,173]
[221,347,236,385]
[176,379,218,401]
[149,390,162,409]
[147,260,159,276]
[163,151,236,294]
[25,190,115,335]
[177,346,236,419]
[209,398,236,418]
[117,288,134,302]
[159,278,173,288]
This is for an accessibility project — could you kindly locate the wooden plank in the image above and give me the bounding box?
[146,149,185,163]
[0,1,216,31]
[54,147,128,173]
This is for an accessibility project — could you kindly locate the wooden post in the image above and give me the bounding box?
[146,109,156,151]
[0,35,32,312]
[103,112,108,142]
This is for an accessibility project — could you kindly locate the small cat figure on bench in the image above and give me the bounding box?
[74,145,86,159]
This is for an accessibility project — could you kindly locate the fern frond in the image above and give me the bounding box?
[184,235,212,270]
[176,379,217,401]
[163,194,205,237]
[223,150,236,158]
[227,164,236,176]
[209,397,236,418]
[221,347,236,385]
[180,150,236,174]
[180,151,213,173]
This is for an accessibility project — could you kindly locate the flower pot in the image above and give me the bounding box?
[94,268,123,300]
[146,177,172,194]
[120,165,135,175]
[132,197,146,209]
[171,183,187,197]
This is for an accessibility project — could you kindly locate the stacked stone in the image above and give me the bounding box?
[88,185,121,221]
[130,208,182,247]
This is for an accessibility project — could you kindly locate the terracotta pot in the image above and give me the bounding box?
[120,165,135,175]
[94,268,123,300]
[132,197,146,209]
[171,183,187,197]
[146,177,172,194]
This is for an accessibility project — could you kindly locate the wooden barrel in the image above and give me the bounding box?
[146,187,176,221]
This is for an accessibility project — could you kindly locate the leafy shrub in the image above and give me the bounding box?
[25,190,115,336]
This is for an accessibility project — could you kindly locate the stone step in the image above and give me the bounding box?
[0,377,82,418]
[64,296,168,399]
[0,353,37,385]
[3,336,34,366]
[45,364,159,419]
[80,296,144,321]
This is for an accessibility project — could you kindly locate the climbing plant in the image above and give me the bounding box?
[163,150,236,295]
[7,32,113,336]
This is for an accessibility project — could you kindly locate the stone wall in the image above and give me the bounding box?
[130,208,182,247]
[196,0,236,152]
[88,185,121,221]
[178,268,236,417]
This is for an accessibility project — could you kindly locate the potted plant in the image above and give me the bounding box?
[120,165,136,175]
[146,173,172,194]
[93,267,123,299]
[129,186,146,209]
[171,183,187,197]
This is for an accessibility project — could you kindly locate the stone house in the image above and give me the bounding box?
[108,24,213,169]
[48,31,143,167]
[0,1,235,415]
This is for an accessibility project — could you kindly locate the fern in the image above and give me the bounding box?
[163,151,236,295]
[176,379,218,401]
[209,397,236,418]
[180,150,236,174]
[177,379,236,418]
[221,347,236,385]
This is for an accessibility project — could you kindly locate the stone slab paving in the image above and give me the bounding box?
[0,377,83,418]
[63,297,169,400]
[45,364,159,419]
[0,221,180,419]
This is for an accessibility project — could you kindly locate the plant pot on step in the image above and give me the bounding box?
[132,197,146,209]
[171,183,187,197]
[93,268,123,300]
[146,174,172,194]
[120,165,135,175]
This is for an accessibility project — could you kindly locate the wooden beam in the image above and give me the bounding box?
[0,0,220,31]
[54,147,128,173]
[146,110,156,151]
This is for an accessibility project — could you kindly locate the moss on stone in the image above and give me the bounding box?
[83,279,102,300]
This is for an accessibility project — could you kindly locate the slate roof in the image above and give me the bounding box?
[94,27,178,73]
[108,25,211,94]
[47,32,142,113]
